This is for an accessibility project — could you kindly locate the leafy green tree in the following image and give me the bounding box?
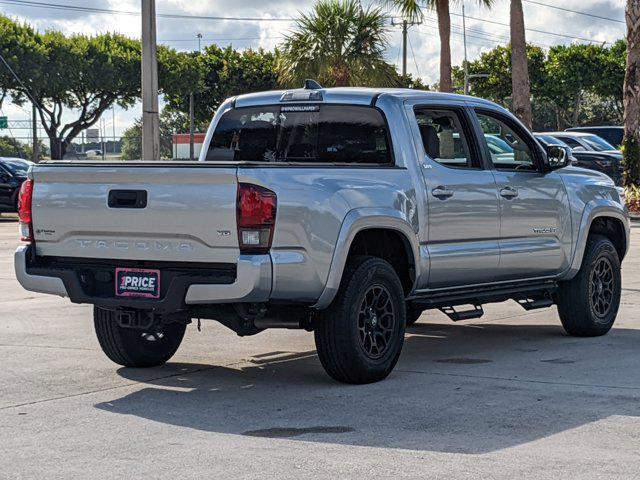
[120,110,180,160]
[453,42,626,130]
[163,45,279,126]
[279,0,399,87]
[452,44,546,103]
[0,136,47,161]
[0,17,141,159]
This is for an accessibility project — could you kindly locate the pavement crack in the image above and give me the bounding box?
[397,368,640,392]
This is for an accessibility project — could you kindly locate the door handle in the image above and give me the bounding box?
[431,186,454,199]
[500,186,519,199]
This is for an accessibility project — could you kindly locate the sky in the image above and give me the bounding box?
[0,0,628,139]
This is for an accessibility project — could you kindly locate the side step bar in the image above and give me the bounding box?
[410,280,558,321]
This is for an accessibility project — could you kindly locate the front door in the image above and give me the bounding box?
[409,105,501,289]
[473,109,571,280]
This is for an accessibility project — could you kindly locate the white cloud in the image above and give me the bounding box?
[0,0,628,135]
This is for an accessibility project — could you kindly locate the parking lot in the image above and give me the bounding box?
[0,216,639,479]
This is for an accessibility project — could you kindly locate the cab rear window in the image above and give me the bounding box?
[206,105,392,165]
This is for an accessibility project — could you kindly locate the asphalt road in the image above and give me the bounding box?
[1,216,640,479]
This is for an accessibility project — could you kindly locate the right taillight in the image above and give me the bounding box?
[18,178,34,243]
[236,183,277,254]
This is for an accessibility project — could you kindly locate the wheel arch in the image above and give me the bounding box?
[562,201,629,280]
[312,208,420,310]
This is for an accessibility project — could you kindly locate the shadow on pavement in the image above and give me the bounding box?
[95,322,640,454]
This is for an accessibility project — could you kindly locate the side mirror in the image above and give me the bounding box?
[545,144,570,171]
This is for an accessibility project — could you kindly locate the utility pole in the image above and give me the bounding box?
[402,20,408,76]
[391,19,420,77]
[141,0,160,160]
[31,102,39,162]
[197,32,202,53]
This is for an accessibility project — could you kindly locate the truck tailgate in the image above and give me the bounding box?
[30,165,240,264]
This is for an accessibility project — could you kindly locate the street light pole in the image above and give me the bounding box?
[462,2,470,95]
[141,0,160,160]
[31,102,39,162]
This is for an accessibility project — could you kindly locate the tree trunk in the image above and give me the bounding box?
[510,0,533,128]
[623,0,640,187]
[436,0,453,93]
[49,136,68,160]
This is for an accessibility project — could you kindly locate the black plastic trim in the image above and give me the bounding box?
[26,253,237,313]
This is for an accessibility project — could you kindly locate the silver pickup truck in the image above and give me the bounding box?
[15,86,630,384]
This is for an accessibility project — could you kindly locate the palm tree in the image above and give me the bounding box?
[510,0,532,128]
[279,0,398,87]
[623,0,640,186]
[382,0,493,93]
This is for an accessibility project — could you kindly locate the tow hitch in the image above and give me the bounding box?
[114,309,156,330]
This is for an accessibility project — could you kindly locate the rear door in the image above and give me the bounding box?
[407,103,501,288]
[472,108,571,280]
[30,165,240,264]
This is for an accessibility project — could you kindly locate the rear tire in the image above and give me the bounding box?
[94,307,186,367]
[556,235,621,337]
[314,256,406,384]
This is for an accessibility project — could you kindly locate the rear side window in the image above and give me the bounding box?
[206,105,392,165]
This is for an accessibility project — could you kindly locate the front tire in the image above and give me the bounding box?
[556,235,621,337]
[94,307,186,367]
[314,256,406,384]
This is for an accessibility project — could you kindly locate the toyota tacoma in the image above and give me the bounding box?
[15,85,630,384]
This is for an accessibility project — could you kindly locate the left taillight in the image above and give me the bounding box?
[18,178,34,243]
[236,183,277,254]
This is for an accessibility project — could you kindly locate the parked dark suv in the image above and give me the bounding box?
[0,158,32,214]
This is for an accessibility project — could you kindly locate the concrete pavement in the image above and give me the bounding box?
[1,216,640,479]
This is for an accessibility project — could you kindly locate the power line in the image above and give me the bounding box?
[3,0,620,46]
[522,0,625,24]
[447,10,613,45]
[0,0,295,22]
[407,31,421,78]
[159,36,283,43]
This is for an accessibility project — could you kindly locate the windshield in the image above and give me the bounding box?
[581,135,617,152]
[206,104,392,164]
[536,135,570,148]
[1,159,30,176]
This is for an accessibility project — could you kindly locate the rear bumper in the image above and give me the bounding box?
[14,246,272,311]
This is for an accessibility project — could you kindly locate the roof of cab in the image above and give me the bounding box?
[233,87,499,109]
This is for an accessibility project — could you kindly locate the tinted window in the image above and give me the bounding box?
[206,105,392,164]
[414,109,479,168]
[476,112,537,171]
[555,136,582,149]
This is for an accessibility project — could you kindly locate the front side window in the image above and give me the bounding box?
[414,108,479,169]
[476,112,537,171]
[206,105,392,165]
